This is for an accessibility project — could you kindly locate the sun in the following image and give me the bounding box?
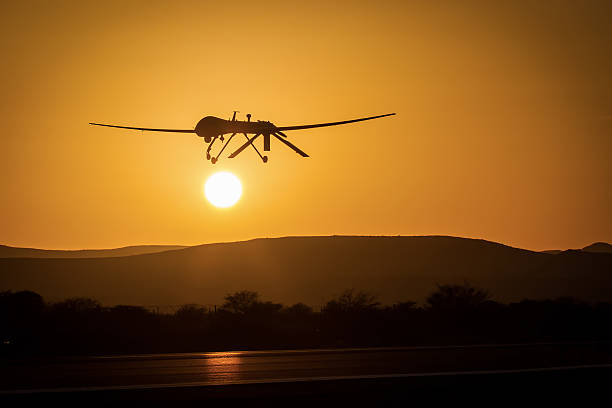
[204,172,242,208]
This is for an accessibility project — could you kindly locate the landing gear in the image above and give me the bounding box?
[244,134,268,164]
[210,133,237,164]
[206,135,219,161]
[202,113,282,164]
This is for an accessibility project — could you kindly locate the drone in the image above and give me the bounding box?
[89,111,396,164]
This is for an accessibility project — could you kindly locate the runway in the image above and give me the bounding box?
[3,342,612,394]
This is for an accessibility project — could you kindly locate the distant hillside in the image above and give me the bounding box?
[539,242,612,255]
[583,242,612,254]
[0,236,611,306]
[0,245,188,259]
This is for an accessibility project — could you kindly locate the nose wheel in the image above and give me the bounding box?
[263,156,268,163]
[205,136,218,161]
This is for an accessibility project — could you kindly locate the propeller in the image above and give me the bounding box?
[273,133,309,157]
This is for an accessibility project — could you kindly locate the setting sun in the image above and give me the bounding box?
[204,172,242,208]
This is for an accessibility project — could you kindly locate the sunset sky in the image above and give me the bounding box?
[1,0,610,251]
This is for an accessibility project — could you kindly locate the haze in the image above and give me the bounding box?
[1,0,610,251]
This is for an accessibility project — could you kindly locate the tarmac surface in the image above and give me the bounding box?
[2,342,612,402]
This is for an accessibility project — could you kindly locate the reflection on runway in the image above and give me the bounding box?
[204,352,244,382]
[2,343,612,392]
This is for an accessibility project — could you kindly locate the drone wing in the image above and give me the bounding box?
[275,113,395,131]
[89,123,195,133]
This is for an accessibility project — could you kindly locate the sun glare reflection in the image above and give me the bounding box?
[203,351,244,382]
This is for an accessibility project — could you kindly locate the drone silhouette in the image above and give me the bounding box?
[90,112,395,164]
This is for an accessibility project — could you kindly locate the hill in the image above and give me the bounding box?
[539,242,612,255]
[0,245,188,258]
[582,242,612,254]
[1,236,611,306]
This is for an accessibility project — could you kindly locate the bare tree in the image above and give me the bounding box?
[175,304,207,320]
[324,289,380,313]
[426,282,490,312]
[222,291,260,314]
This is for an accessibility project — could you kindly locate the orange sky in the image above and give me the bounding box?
[1,1,610,251]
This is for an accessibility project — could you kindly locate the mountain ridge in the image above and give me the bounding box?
[1,235,610,306]
[3,235,609,258]
[582,242,612,253]
[0,244,188,259]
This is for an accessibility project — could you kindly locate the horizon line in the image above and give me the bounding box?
[1,234,607,253]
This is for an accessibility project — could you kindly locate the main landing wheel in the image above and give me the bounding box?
[263,156,268,163]
[206,153,211,160]
[211,157,217,164]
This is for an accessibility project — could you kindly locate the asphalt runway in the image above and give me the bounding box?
[2,342,612,396]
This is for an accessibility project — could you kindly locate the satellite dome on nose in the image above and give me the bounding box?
[195,116,225,142]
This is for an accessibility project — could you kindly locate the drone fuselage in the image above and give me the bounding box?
[194,116,275,142]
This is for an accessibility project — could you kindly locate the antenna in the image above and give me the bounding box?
[231,111,239,121]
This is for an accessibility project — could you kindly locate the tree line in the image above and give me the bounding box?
[2,283,611,357]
